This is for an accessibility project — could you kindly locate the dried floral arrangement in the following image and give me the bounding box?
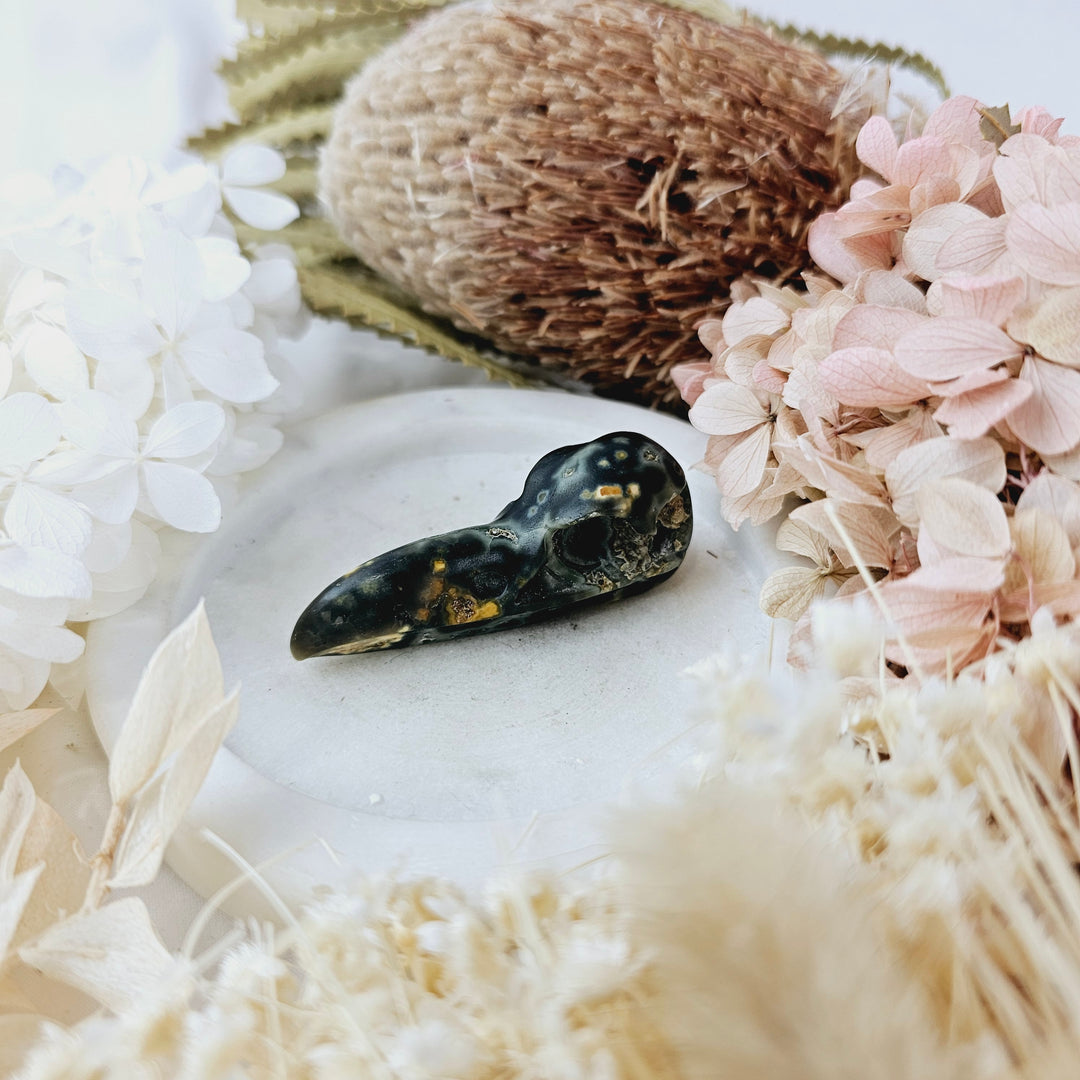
[194,0,945,406]
[5,1,1080,1077]
[676,96,1080,677]
[0,149,305,711]
[6,598,1080,1076]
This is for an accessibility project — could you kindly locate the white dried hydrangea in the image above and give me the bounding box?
[0,147,306,708]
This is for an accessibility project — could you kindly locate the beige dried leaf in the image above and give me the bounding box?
[915,477,1011,559]
[109,688,240,890]
[885,436,1006,527]
[0,866,43,961]
[0,765,35,884]
[760,566,830,620]
[18,896,176,1013]
[108,600,224,804]
[12,796,90,946]
[0,710,57,754]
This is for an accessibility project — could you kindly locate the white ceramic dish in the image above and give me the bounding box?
[87,386,781,903]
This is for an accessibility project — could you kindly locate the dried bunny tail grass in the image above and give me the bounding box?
[611,783,971,1080]
[321,0,866,406]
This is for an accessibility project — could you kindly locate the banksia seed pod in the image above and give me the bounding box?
[321,0,865,406]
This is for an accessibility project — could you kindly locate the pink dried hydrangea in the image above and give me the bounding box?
[676,97,1080,674]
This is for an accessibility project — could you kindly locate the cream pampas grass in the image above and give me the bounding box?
[320,0,866,405]
[612,785,968,1080]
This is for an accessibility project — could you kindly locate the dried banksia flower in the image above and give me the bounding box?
[321,0,866,406]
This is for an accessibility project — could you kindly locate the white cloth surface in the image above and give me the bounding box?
[2,0,1079,959]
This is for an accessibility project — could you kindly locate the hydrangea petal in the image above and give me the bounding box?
[937,274,1025,325]
[197,237,251,303]
[1008,286,1080,367]
[65,288,161,365]
[0,343,11,400]
[0,394,60,466]
[70,465,140,526]
[143,402,226,460]
[141,462,221,533]
[58,391,137,458]
[221,145,287,187]
[92,359,155,420]
[937,216,1010,276]
[854,115,898,180]
[935,377,1031,441]
[922,95,984,146]
[885,436,1005,527]
[893,317,1021,380]
[178,328,278,404]
[244,257,297,308]
[689,381,768,435]
[722,297,790,342]
[0,544,91,600]
[807,212,894,284]
[81,519,133,575]
[4,485,92,556]
[21,324,89,400]
[713,424,772,500]
[1005,200,1080,285]
[902,202,988,281]
[818,347,931,407]
[223,186,299,232]
[141,229,205,341]
[832,305,925,350]
[1006,356,1080,455]
[915,477,1011,559]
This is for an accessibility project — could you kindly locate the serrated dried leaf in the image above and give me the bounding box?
[108,601,224,804]
[18,897,176,1013]
[110,689,239,890]
[12,797,90,947]
[0,765,35,884]
[915,477,1011,560]
[297,263,535,387]
[190,102,335,158]
[885,436,1006,528]
[979,104,1020,149]
[228,22,407,122]
[759,566,829,620]
[0,709,56,754]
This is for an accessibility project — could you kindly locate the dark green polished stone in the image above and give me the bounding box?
[290,431,693,659]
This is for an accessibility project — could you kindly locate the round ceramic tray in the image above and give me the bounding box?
[86,387,781,903]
